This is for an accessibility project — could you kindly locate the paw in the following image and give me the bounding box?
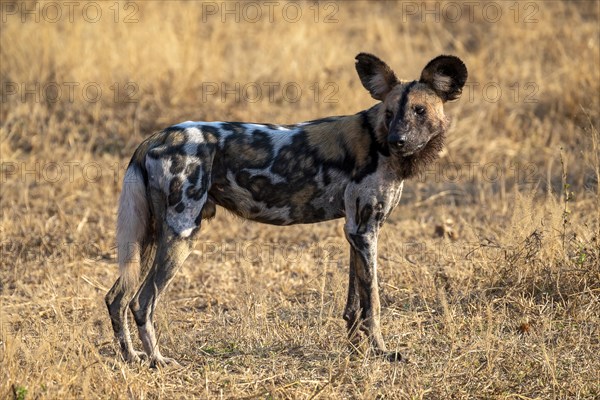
[124,350,148,364]
[150,355,182,369]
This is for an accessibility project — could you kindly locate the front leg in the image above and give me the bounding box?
[343,199,387,353]
[343,247,361,345]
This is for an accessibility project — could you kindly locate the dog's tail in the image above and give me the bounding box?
[116,163,150,291]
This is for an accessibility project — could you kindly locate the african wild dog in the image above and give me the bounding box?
[106,53,467,366]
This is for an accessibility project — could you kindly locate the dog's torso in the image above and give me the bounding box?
[133,109,404,235]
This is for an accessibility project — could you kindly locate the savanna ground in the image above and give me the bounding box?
[1,1,599,398]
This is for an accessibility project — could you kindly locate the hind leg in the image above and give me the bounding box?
[105,277,147,363]
[128,184,205,367]
[106,241,155,363]
[129,225,193,367]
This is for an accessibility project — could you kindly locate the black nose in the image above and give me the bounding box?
[388,134,407,147]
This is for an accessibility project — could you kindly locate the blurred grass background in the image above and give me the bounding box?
[1,1,599,398]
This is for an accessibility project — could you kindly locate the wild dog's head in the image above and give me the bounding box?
[355,53,467,162]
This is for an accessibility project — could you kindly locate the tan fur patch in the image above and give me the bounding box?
[204,131,219,144]
[305,114,372,170]
[166,130,187,146]
[291,184,316,207]
[227,140,271,165]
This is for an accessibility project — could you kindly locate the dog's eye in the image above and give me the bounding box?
[414,105,426,116]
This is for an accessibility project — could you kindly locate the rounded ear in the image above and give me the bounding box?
[419,55,468,102]
[355,53,399,101]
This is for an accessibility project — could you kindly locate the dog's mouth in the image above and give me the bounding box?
[389,142,426,157]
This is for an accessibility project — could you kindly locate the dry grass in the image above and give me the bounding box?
[1,1,599,398]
